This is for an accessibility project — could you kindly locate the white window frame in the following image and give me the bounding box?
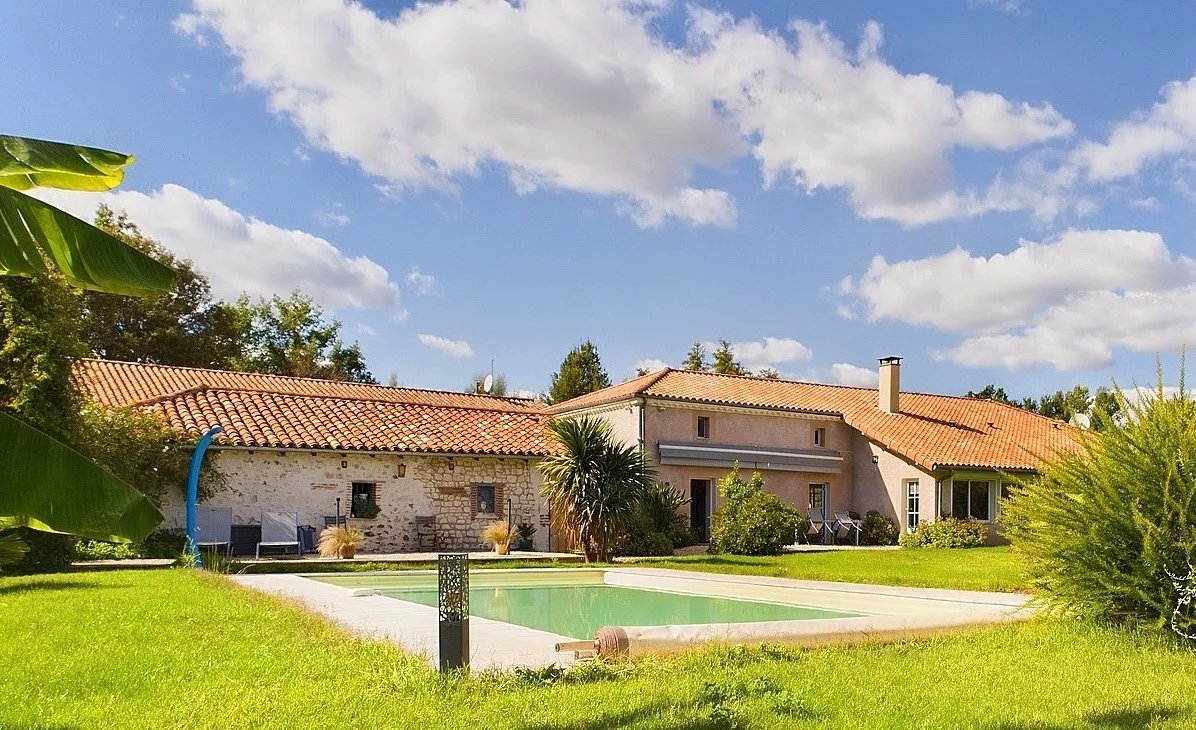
[696,416,711,439]
[905,480,920,531]
[814,427,826,447]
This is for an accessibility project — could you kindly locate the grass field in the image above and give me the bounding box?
[3,569,1195,729]
[641,545,1028,592]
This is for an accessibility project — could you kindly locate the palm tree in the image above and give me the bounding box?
[0,135,171,552]
[539,416,654,562]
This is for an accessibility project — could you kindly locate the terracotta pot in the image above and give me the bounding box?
[338,545,358,559]
[495,542,510,555]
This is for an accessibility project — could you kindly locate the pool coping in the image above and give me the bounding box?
[229,568,1035,670]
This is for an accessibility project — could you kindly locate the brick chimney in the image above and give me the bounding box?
[878,356,902,414]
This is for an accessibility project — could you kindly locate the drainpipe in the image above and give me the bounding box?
[185,426,224,568]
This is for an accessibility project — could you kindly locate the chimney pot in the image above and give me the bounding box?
[878,356,901,414]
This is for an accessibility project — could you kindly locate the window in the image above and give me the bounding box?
[696,416,711,439]
[905,481,920,530]
[808,483,827,513]
[476,485,497,515]
[814,427,826,447]
[350,482,379,518]
[948,480,992,521]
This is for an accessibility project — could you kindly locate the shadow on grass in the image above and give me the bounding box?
[987,704,1186,729]
[518,700,733,730]
[0,579,104,595]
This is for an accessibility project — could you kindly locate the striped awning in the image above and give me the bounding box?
[657,442,843,473]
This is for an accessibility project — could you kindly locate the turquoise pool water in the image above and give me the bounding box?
[312,572,857,639]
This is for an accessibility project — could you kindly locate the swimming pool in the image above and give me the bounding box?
[310,570,859,639]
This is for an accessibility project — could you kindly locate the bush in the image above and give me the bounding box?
[899,518,987,549]
[623,530,675,557]
[8,528,75,574]
[141,528,187,558]
[612,482,695,557]
[709,464,801,556]
[860,510,900,546]
[75,540,142,561]
[1003,374,1196,631]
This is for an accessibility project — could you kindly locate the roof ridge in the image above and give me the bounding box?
[145,384,547,417]
[81,358,539,405]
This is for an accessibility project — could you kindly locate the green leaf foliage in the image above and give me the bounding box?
[549,339,611,404]
[539,416,655,562]
[1002,362,1196,630]
[0,135,133,192]
[899,517,987,549]
[0,411,163,543]
[709,463,801,555]
[711,339,748,375]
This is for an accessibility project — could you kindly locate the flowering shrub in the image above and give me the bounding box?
[899,517,987,548]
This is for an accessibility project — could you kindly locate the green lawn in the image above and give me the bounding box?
[3,570,1196,729]
[646,546,1028,592]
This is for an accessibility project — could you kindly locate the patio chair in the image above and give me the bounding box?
[803,510,829,545]
[195,506,232,556]
[323,515,347,529]
[256,511,301,558]
[832,511,864,546]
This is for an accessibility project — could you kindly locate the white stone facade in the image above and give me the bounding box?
[162,448,549,552]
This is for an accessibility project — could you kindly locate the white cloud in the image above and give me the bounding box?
[179,0,1069,228]
[633,358,669,375]
[179,0,743,228]
[1072,75,1196,182]
[406,267,438,295]
[510,388,540,400]
[417,334,473,359]
[829,363,876,387]
[34,184,402,313]
[169,73,191,94]
[355,323,377,337]
[690,14,1072,225]
[938,285,1196,370]
[843,229,1196,332]
[714,337,813,371]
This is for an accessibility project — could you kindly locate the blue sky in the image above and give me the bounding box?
[5,1,1196,399]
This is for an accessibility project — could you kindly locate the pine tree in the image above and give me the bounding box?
[711,339,748,375]
[682,341,708,371]
[549,340,611,403]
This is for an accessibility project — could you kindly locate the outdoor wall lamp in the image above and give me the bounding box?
[448,458,455,472]
[871,455,879,464]
[397,460,407,478]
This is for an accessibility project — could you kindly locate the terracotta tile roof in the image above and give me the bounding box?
[75,360,556,457]
[552,368,1083,472]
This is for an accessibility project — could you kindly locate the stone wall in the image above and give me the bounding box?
[163,449,548,553]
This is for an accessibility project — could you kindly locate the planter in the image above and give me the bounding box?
[494,543,510,556]
[338,545,358,559]
[515,539,534,551]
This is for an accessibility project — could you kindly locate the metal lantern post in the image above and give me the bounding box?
[438,552,470,672]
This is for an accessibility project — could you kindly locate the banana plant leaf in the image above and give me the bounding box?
[0,411,163,543]
[0,134,172,296]
[0,135,133,192]
[0,185,172,296]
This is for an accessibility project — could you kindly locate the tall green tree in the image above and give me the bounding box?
[682,341,708,371]
[465,372,508,396]
[1036,386,1092,422]
[79,205,240,368]
[966,384,1018,405]
[228,291,375,382]
[0,135,169,549]
[711,339,748,375]
[1092,386,1124,432]
[539,416,655,562]
[549,340,611,403]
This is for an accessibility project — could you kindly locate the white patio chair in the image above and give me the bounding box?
[195,506,232,556]
[256,511,301,558]
[802,510,829,545]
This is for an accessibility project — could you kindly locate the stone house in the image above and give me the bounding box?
[549,358,1083,541]
[76,360,556,552]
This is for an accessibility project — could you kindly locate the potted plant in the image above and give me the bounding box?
[513,522,537,551]
[317,525,365,558]
[481,520,512,555]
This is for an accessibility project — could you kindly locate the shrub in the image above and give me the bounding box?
[899,518,987,549]
[709,464,801,556]
[8,528,75,574]
[623,530,675,557]
[611,482,696,557]
[860,510,900,546]
[141,528,187,558]
[1003,371,1196,631]
[481,520,512,553]
[75,540,142,561]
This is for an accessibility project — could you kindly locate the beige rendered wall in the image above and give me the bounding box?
[644,403,854,516]
[585,401,642,449]
[168,450,547,552]
[850,431,938,527]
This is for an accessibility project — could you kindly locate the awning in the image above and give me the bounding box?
[657,442,843,473]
